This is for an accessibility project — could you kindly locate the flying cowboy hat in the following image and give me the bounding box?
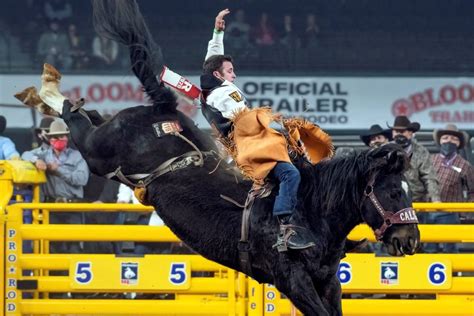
[387,116,420,132]
[433,124,470,149]
[45,120,70,137]
[360,124,392,146]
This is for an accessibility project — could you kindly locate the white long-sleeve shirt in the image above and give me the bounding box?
[205,30,224,60]
[204,30,248,119]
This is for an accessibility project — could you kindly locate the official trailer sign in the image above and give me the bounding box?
[1,74,473,130]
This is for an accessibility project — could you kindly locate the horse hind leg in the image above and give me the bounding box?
[38,63,66,115]
[14,86,60,117]
[275,267,330,316]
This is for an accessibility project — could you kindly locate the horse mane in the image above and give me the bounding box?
[92,0,177,112]
[301,143,406,216]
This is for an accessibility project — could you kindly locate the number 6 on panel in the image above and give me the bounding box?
[428,263,446,285]
[169,263,187,285]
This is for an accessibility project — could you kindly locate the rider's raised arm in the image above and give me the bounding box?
[205,9,230,61]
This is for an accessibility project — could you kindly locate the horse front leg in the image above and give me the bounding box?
[317,274,343,316]
[274,265,330,316]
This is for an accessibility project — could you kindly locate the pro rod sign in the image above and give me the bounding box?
[1,75,473,130]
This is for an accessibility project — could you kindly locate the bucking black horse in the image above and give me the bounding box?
[16,1,420,314]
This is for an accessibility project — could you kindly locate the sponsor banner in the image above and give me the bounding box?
[1,75,473,130]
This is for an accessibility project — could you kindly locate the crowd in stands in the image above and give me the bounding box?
[0,0,473,73]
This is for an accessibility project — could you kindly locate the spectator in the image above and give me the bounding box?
[359,124,392,148]
[0,21,12,68]
[390,116,440,203]
[21,119,89,253]
[302,13,320,67]
[426,124,474,253]
[32,116,55,149]
[225,9,253,60]
[43,0,72,24]
[252,12,277,67]
[278,14,299,68]
[253,12,276,46]
[0,115,20,160]
[37,21,72,70]
[67,23,90,70]
[91,35,119,69]
[302,13,320,49]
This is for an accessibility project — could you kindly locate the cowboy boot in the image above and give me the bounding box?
[273,215,316,252]
[14,86,60,117]
[39,63,66,115]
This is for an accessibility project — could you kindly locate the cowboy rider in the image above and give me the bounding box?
[199,9,315,252]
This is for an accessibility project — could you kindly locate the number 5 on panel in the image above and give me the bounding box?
[169,263,187,285]
[75,262,93,284]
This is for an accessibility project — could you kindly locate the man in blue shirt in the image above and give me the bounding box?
[22,119,89,253]
[0,115,20,160]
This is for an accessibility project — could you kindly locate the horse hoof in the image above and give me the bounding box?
[42,63,62,83]
[39,63,66,115]
[14,86,60,117]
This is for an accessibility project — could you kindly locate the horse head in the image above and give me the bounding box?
[359,144,420,256]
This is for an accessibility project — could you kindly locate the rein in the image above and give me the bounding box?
[362,175,419,241]
[105,121,216,189]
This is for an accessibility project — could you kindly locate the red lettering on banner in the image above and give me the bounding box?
[410,93,427,112]
[88,84,105,103]
[429,111,474,123]
[392,83,474,118]
[107,82,123,101]
[61,83,144,104]
[123,83,144,102]
[458,84,474,103]
[440,85,456,104]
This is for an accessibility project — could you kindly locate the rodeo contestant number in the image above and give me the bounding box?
[428,263,446,285]
[169,263,187,285]
[337,262,352,284]
[75,262,93,284]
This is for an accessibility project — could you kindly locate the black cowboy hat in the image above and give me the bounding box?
[360,124,392,146]
[433,124,469,149]
[388,116,420,132]
[34,117,55,133]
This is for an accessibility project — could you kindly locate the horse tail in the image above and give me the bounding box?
[92,0,175,109]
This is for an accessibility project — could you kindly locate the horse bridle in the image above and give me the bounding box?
[362,175,419,241]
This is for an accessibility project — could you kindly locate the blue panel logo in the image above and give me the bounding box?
[380,262,399,285]
[121,262,138,285]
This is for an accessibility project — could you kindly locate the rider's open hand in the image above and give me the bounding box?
[215,9,230,31]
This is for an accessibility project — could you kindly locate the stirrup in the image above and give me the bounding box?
[273,224,315,253]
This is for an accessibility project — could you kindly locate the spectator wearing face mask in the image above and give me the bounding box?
[426,124,474,253]
[360,124,392,148]
[21,120,89,253]
[389,116,441,205]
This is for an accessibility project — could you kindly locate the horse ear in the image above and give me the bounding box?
[386,149,408,173]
